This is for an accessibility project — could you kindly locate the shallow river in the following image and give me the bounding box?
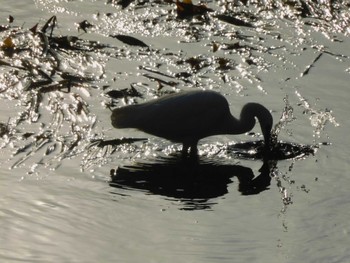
[1,1,349,262]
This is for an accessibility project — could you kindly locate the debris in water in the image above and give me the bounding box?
[110,34,149,48]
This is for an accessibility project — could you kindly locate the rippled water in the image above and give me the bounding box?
[1,1,349,262]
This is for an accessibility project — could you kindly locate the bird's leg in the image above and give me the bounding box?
[189,144,198,158]
[182,141,198,159]
[182,143,190,156]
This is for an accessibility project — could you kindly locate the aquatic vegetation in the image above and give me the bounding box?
[0,16,107,171]
[1,0,347,174]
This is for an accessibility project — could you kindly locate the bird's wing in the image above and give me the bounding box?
[135,92,230,140]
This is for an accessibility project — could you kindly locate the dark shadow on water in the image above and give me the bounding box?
[227,140,316,160]
[109,154,272,210]
[108,140,316,210]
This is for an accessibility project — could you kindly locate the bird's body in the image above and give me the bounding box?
[111,90,273,156]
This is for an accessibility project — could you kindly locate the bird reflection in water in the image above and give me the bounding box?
[109,155,274,210]
[108,139,316,210]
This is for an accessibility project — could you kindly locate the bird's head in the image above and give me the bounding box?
[241,102,273,149]
[257,111,273,162]
[262,117,273,146]
[255,105,273,151]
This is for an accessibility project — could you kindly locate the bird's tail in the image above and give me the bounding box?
[111,105,140,128]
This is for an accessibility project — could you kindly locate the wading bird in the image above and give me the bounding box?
[111,90,273,156]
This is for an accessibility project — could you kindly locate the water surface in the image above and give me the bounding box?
[1,1,349,262]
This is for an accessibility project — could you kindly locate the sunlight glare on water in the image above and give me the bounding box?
[295,90,340,138]
[270,95,296,147]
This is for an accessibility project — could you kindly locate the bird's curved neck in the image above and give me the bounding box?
[227,103,273,141]
[227,112,255,135]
